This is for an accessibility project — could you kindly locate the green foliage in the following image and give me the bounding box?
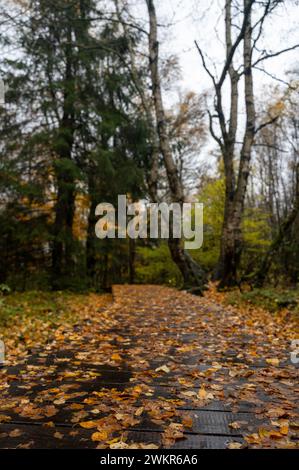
[192,176,224,271]
[0,284,11,296]
[136,243,183,287]
[192,174,272,277]
[0,1,297,293]
[226,288,299,315]
[242,206,271,271]
[0,291,79,328]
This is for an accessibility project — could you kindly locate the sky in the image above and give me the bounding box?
[155,0,299,98]
[2,0,298,99]
[1,0,298,147]
[135,0,299,165]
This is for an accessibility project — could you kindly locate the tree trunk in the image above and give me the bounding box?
[216,209,243,288]
[215,0,255,288]
[51,31,76,288]
[52,168,75,284]
[254,164,299,287]
[146,0,207,293]
[115,0,159,204]
[86,172,98,284]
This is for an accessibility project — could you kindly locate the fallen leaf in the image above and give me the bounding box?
[135,407,144,417]
[266,358,280,366]
[0,415,11,423]
[91,431,109,442]
[228,442,243,449]
[182,415,193,428]
[155,365,170,374]
[79,421,98,429]
[9,429,23,438]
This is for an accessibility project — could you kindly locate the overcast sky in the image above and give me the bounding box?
[155,0,299,97]
[134,0,298,165]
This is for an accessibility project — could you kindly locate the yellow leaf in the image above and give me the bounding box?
[91,431,108,442]
[268,430,284,439]
[0,415,11,423]
[140,444,159,449]
[181,391,197,397]
[245,433,260,444]
[79,421,98,429]
[9,429,22,438]
[280,425,289,436]
[135,407,144,417]
[69,404,84,410]
[111,353,122,361]
[110,442,129,449]
[182,415,193,428]
[228,442,243,449]
[229,422,241,430]
[258,427,269,439]
[53,398,65,405]
[198,388,207,399]
[267,408,287,419]
[155,365,170,374]
[115,413,125,421]
[266,358,280,366]
[42,422,55,428]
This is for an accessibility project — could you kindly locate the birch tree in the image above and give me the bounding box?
[196,0,299,288]
[146,0,207,292]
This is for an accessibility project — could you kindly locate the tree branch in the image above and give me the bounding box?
[217,0,255,89]
[255,115,279,135]
[252,44,299,68]
[208,110,224,150]
[194,40,217,87]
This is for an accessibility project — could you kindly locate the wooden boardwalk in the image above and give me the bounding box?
[0,285,298,449]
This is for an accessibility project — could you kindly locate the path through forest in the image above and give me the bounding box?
[0,285,298,449]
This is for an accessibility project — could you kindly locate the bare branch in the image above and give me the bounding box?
[194,40,216,87]
[208,110,224,150]
[255,115,279,135]
[217,0,255,89]
[253,44,299,68]
[254,66,296,88]
[253,143,288,153]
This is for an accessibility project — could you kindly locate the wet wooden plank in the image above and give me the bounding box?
[125,431,244,449]
[129,410,257,437]
[179,410,256,436]
[1,378,261,415]
[0,423,96,449]
[0,423,244,450]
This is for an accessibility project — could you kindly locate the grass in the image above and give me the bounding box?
[0,291,76,328]
[0,290,112,363]
[225,287,299,317]
[0,291,90,359]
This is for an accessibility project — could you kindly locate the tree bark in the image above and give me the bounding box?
[146,0,207,292]
[254,164,299,287]
[86,171,98,284]
[114,0,159,203]
[52,30,76,288]
[214,0,255,288]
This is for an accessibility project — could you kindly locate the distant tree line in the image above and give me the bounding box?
[0,0,298,292]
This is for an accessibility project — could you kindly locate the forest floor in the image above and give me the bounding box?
[0,285,298,449]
